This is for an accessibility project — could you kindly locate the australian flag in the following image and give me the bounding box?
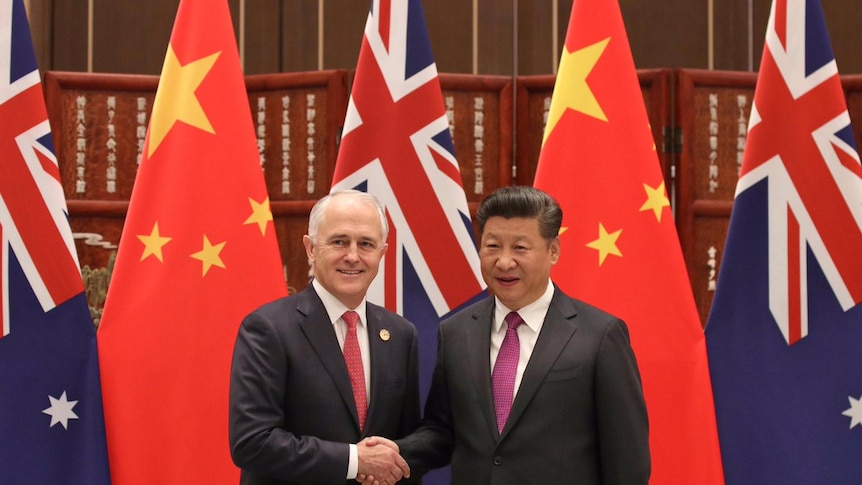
[0,0,111,483]
[331,0,486,481]
[705,0,862,483]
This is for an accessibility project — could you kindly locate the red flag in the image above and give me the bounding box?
[532,1,724,483]
[97,1,287,483]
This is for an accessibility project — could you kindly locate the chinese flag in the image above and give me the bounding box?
[97,1,287,484]
[532,1,724,483]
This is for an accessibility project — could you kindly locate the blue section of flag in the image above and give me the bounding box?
[404,0,434,79]
[804,0,832,76]
[8,0,36,83]
[707,181,862,484]
[0,254,111,484]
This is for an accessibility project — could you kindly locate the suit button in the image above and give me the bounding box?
[493,456,503,466]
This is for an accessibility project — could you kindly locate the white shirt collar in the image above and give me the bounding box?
[493,278,555,334]
[312,278,368,328]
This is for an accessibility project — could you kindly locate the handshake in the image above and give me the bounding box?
[356,436,411,485]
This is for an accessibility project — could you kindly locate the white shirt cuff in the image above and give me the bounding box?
[347,443,358,479]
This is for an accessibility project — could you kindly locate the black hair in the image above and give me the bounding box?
[476,186,562,241]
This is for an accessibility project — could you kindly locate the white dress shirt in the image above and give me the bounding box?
[490,278,554,398]
[311,279,370,480]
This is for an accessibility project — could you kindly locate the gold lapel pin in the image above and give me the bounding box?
[379,329,391,341]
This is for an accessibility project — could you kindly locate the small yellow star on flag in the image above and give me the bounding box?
[137,222,172,262]
[190,235,226,276]
[586,222,622,266]
[244,197,274,236]
[639,181,670,222]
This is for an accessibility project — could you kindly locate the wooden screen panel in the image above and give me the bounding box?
[244,70,348,201]
[675,69,757,325]
[514,69,673,188]
[44,71,159,201]
[439,73,514,204]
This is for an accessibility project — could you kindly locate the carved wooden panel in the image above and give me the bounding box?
[439,73,514,202]
[675,69,757,325]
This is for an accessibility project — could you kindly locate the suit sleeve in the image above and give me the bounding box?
[595,318,651,484]
[397,324,455,474]
[228,310,348,485]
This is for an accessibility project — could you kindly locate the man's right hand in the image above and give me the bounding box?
[356,436,409,485]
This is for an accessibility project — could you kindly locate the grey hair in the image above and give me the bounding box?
[308,190,389,241]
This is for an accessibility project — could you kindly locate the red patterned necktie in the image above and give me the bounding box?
[492,311,523,434]
[342,310,367,431]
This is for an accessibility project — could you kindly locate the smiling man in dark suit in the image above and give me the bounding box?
[363,185,649,485]
[229,190,418,485]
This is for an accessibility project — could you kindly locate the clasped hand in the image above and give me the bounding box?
[356,436,409,485]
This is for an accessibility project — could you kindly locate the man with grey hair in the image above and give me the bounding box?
[229,190,419,485]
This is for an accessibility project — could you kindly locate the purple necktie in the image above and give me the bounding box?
[492,311,523,434]
[342,311,367,431]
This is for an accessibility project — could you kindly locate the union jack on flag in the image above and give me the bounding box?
[0,0,81,338]
[706,0,862,482]
[331,5,485,480]
[332,0,484,321]
[0,0,110,482]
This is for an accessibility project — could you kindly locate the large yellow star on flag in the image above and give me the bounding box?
[586,222,622,266]
[137,222,172,262]
[639,181,671,222]
[244,197,274,235]
[190,235,226,276]
[542,37,610,145]
[147,46,221,157]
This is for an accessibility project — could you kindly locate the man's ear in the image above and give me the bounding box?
[549,237,561,265]
[302,235,315,262]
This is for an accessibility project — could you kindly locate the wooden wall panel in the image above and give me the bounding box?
[713,0,754,71]
[282,0,320,72]
[48,0,88,71]
[28,0,862,78]
[477,0,514,75]
[91,0,179,74]
[620,0,709,69]
[242,0,282,74]
[821,2,862,74]
[321,0,365,70]
[425,0,472,74]
[516,0,555,75]
[675,69,756,325]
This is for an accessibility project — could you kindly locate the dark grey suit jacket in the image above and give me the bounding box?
[398,286,649,485]
[229,286,421,485]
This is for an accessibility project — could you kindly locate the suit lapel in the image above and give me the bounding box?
[365,304,390,434]
[466,299,499,440]
[502,289,578,437]
[297,288,361,431]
